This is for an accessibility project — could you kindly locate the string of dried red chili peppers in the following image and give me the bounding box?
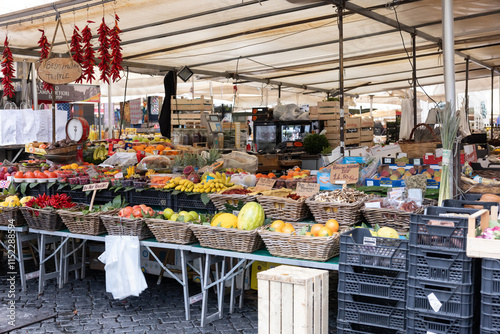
[97,18,111,84]
[2,36,15,98]
[109,14,123,82]
[81,21,96,83]
[70,26,84,84]
[37,29,53,92]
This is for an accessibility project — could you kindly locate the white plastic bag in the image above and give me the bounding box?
[222,151,258,173]
[103,235,148,300]
[100,152,138,167]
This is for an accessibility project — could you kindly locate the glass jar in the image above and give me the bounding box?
[172,128,182,146]
[192,125,201,144]
[182,127,192,145]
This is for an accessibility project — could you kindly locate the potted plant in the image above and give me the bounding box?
[302,133,330,170]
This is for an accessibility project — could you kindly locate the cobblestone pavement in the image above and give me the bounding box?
[1,262,338,333]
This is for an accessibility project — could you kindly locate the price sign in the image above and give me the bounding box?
[329,164,359,184]
[0,181,11,189]
[87,167,98,178]
[296,182,320,197]
[83,182,109,191]
[114,172,124,179]
[254,178,276,192]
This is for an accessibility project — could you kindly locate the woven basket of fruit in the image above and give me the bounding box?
[145,218,197,244]
[362,198,436,234]
[0,195,30,227]
[20,194,81,231]
[208,188,255,211]
[306,189,369,225]
[257,194,310,222]
[58,208,120,236]
[258,222,342,261]
[101,215,153,240]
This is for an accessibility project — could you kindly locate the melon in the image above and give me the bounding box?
[211,213,237,228]
[237,202,265,230]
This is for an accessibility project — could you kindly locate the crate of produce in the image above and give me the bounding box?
[0,206,27,227]
[407,277,475,318]
[306,189,368,225]
[173,193,217,213]
[258,265,329,334]
[362,199,435,234]
[257,195,310,222]
[410,207,489,252]
[482,259,500,294]
[129,189,169,207]
[338,263,407,301]
[58,208,119,236]
[57,185,90,204]
[24,183,50,198]
[467,212,500,260]
[257,223,340,261]
[481,294,500,330]
[409,246,474,284]
[337,320,405,334]
[144,218,197,244]
[407,309,473,334]
[338,293,406,330]
[339,229,408,271]
[100,215,153,240]
[208,192,256,211]
[190,223,263,253]
[20,206,63,231]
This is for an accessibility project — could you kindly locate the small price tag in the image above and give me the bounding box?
[363,236,377,246]
[87,167,98,178]
[296,182,320,197]
[364,201,381,209]
[0,180,11,188]
[254,178,276,192]
[396,152,407,159]
[384,158,392,164]
[427,293,442,312]
[83,182,109,191]
[114,172,124,179]
[413,158,422,165]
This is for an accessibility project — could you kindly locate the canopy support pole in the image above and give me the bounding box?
[32,64,38,109]
[338,1,345,155]
[465,57,470,132]
[108,83,113,139]
[369,95,373,117]
[492,68,495,139]
[51,89,56,142]
[412,33,417,128]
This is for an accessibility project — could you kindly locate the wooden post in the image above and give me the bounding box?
[89,189,97,212]
[52,87,56,143]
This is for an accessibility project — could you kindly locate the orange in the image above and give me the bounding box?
[256,173,263,178]
[268,173,276,178]
[271,220,285,232]
[294,167,301,172]
[282,225,295,233]
[156,144,165,151]
[311,223,324,237]
[325,219,340,233]
[318,226,333,237]
[305,232,313,237]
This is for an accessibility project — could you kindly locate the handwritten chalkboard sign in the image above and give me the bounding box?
[329,164,359,184]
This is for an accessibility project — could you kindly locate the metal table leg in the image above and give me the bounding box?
[15,232,26,292]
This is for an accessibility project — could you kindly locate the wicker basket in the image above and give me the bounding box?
[145,218,197,244]
[460,183,500,194]
[208,193,256,211]
[361,199,436,234]
[20,206,64,231]
[0,207,27,227]
[100,215,153,240]
[190,224,264,253]
[256,195,310,222]
[305,194,367,225]
[258,223,341,261]
[44,144,77,155]
[58,208,119,236]
[398,123,441,158]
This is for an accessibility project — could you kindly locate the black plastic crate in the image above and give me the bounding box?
[443,199,498,212]
[461,193,483,201]
[409,246,473,284]
[338,263,407,301]
[339,230,408,271]
[482,259,500,295]
[481,294,500,330]
[23,183,50,198]
[173,193,217,213]
[410,206,487,251]
[407,277,475,318]
[407,309,474,334]
[55,186,89,204]
[337,320,405,334]
[92,189,129,205]
[338,293,406,330]
[129,189,170,208]
[481,327,500,334]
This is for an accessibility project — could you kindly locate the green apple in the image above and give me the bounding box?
[180,214,192,222]
[189,211,199,221]
[179,211,189,217]
[170,213,180,222]
[163,208,174,220]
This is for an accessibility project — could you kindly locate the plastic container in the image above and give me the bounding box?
[337,320,405,334]
[68,177,79,185]
[121,179,134,187]
[409,246,474,284]
[407,309,474,334]
[407,277,475,317]
[78,177,90,185]
[338,263,407,301]
[339,230,408,271]
[337,293,406,330]
[136,155,172,172]
[481,294,500,330]
[129,189,170,208]
[173,192,217,213]
[482,259,500,295]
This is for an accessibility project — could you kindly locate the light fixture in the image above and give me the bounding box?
[177,66,194,82]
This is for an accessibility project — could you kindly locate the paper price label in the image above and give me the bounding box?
[329,164,359,184]
[114,172,124,179]
[83,182,109,191]
[296,182,320,197]
[254,178,276,192]
[87,167,98,178]
[0,181,11,189]
[363,236,377,246]
[384,158,392,164]
[427,293,442,312]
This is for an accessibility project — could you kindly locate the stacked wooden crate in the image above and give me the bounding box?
[360,116,374,146]
[170,95,213,128]
[311,101,341,147]
[345,117,361,146]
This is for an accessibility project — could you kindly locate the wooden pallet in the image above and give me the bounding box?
[171,111,211,126]
[171,95,213,111]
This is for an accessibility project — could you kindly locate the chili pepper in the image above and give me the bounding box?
[97,18,111,84]
[70,26,84,83]
[81,21,95,83]
[37,29,53,92]
[1,37,15,98]
[109,14,123,82]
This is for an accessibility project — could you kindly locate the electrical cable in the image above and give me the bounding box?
[245,57,314,74]
[118,66,129,140]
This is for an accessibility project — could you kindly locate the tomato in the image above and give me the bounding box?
[14,171,24,178]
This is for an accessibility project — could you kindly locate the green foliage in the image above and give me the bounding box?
[303,133,330,155]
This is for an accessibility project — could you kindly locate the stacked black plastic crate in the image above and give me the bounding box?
[337,229,408,334]
[481,258,500,333]
[408,206,482,334]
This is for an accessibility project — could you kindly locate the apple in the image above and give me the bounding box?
[178,211,189,217]
[189,211,199,221]
[163,208,174,220]
[170,213,180,222]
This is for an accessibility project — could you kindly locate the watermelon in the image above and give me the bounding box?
[237,202,265,230]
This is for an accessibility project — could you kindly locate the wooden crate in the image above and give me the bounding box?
[171,95,213,111]
[258,265,329,334]
[346,138,360,146]
[317,101,340,108]
[360,141,373,147]
[325,133,340,141]
[171,111,211,126]
[467,209,498,259]
[360,128,373,142]
[345,117,360,129]
[360,116,374,128]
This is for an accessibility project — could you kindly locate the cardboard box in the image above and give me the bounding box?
[251,261,281,290]
[370,144,402,158]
